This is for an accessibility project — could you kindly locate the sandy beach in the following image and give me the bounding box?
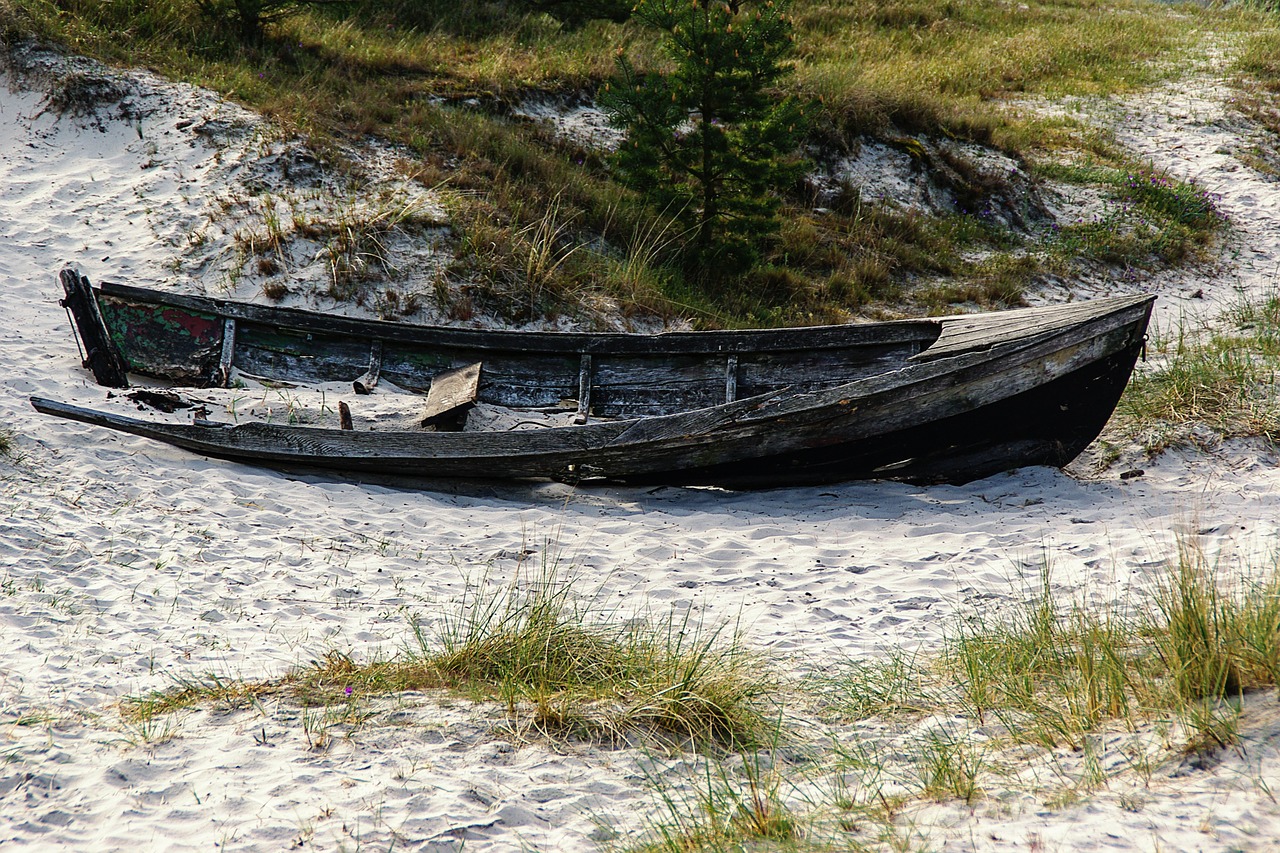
[3,37,1280,852]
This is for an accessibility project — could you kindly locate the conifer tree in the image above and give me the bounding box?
[601,0,807,276]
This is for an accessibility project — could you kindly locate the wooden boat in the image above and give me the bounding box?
[32,269,1155,487]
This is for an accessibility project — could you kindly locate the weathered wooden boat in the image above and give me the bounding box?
[32,269,1154,487]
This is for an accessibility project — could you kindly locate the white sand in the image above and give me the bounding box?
[3,42,1280,852]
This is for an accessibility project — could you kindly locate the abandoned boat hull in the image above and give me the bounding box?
[34,278,1152,486]
[30,342,1139,486]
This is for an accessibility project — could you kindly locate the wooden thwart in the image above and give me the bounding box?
[420,362,482,430]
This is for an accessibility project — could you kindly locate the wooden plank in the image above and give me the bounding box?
[914,296,1153,361]
[421,362,482,430]
[574,354,592,425]
[218,318,236,387]
[59,268,130,388]
[95,293,222,383]
[235,326,371,385]
[96,280,941,356]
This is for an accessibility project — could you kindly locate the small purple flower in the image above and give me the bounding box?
[344,686,353,696]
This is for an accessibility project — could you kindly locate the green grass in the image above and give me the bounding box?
[1111,292,1280,454]
[631,750,803,853]
[1232,19,1280,162]
[0,0,1253,325]
[0,430,12,458]
[1037,161,1226,268]
[126,568,780,750]
[791,0,1212,146]
[820,548,1279,754]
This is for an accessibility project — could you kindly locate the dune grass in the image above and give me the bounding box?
[820,544,1279,759]
[126,567,780,750]
[1111,292,1280,455]
[791,0,1212,147]
[116,538,1280,848]
[625,542,1280,852]
[1230,13,1280,179]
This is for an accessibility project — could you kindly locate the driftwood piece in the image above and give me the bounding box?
[338,400,353,431]
[126,389,192,413]
[420,362,481,430]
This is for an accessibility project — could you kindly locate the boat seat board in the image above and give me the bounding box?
[421,362,482,429]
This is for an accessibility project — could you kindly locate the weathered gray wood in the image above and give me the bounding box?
[218,318,236,388]
[574,354,592,425]
[59,269,129,388]
[421,362,481,430]
[97,280,941,355]
[725,355,738,403]
[913,297,1148,361]
[32,290,1154,486]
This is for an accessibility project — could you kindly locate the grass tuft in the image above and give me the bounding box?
[916,726,985,804]
[1039,162,1226,270]
[127,567,780,750]
[1113,293,1280,455]
[631,748,802,853]
[821,544,1280,770]
[1154,539,1280,703]
[420,567,779,748]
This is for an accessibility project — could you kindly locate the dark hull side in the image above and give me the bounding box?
[622,341,1143,487]
[31,334,1147,488]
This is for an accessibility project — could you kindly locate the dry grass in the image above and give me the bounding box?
[629,542,1280,852]
[820,544,1278,756]
[110,533,1280,850]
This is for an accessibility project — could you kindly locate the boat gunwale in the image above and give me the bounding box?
[96,281,944,354]
[95,279,1152,359]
